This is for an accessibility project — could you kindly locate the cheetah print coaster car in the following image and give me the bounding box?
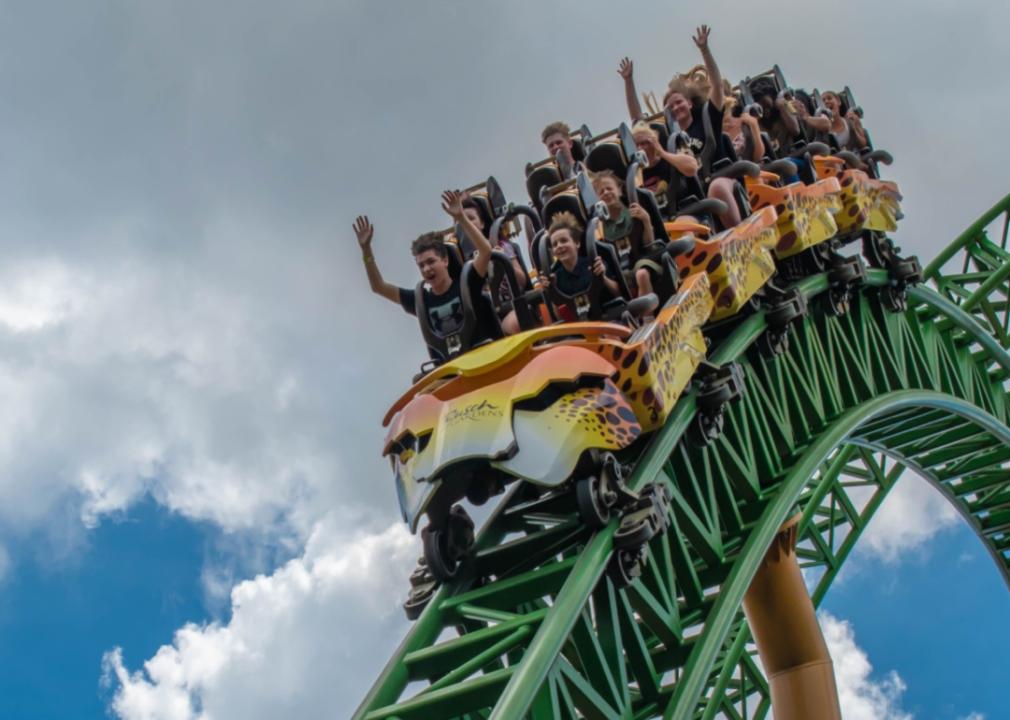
[674,206,780,320]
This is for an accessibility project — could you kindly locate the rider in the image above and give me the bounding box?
[540,211,621,322]
[591,169,661,297]
[722,95,766,163]
[618,26,741,228]
[458,196,526,334]
[459,197,527,292]
[820,90,868,151]
[541,121,583,177]
[353,190,510,359]
[630,121,700,215]
[750,78,802,157]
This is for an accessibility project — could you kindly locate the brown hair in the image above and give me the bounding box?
[547,211,584,244]
[411,231,448,258]
[590,168,620,193]
[541,121,571,144]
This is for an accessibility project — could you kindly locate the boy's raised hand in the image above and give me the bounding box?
[353,215,374,248]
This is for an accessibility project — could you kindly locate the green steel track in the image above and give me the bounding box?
[355,194,1010,720]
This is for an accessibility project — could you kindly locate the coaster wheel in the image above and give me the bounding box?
[575,474,613,530]
[422,505,475,583]
[862,231,891,268]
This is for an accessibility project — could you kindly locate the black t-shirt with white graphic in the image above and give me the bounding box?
[398,270,501,359]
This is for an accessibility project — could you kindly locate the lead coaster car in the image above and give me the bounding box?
[382,273,715,581]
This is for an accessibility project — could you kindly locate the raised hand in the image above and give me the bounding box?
[353,215,374,248]
[441,190,464,219]
[618,57,634,81]
[693,25,711,51]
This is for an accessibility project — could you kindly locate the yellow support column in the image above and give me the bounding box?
[743,515,842,719]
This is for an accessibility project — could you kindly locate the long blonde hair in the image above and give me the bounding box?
[662,64,711,106]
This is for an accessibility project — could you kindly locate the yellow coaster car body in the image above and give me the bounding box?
[667,205,779,321]
[746,175,842,259]
[814,157,901,234]
[383,273,714,531]
[865,179,902,233]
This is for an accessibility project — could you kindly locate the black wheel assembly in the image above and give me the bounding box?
[575,474,612,529]
[421,505,475,583]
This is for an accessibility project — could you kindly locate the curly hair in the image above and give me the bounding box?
[748,76,778,102]
[547,211,584,244]
[411,231,448,258]
[541,121,571,144]
[662,64,711,107]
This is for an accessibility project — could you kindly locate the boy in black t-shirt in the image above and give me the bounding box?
[353,190,515,361]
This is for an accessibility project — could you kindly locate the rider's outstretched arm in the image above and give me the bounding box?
[694,26,724,109]
[353,215,399,304]
[618,57,645,121]
[443,190,493,278]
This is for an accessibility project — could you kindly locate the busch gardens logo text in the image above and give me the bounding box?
[446,400,503,425]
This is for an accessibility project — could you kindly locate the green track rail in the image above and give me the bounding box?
[355,194,1010,720]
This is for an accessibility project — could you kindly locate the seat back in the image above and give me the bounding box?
[540,171,601,230]
[486,250,543,332]
[526,162,563,210]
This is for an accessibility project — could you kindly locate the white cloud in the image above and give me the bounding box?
[821,612,913,720]
[104,519,417,720]
[858,473,959,563]
[958,713,985,720]
[0,233,406,544]
[0,260,81,332]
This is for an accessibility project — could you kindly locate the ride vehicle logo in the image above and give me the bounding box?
[445,399,504,425]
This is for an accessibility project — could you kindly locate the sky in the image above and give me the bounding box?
[0,1,1007,718]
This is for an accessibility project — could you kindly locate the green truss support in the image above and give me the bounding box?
[355,195,1010,720]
